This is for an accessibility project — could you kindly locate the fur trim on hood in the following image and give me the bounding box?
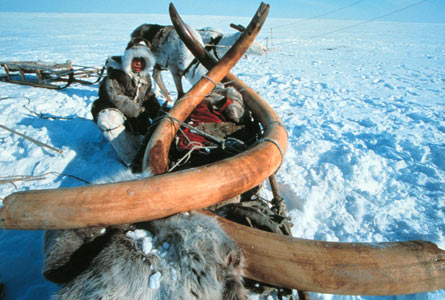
[105,55,122,71]
[122,37,155,77]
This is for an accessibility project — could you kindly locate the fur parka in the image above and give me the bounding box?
[91,38,161,135]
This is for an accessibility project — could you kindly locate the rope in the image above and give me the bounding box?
[219,79,248,93]
[202,75,218,88]
[23,105,83,121]
[161,111,248,169]
[1,95,91,121]
[255,137,284,171]
[163,112,226,145]
[168,143,215,173]
[99,123,125,133]
[264,120,285,131]
[167,124,217,172]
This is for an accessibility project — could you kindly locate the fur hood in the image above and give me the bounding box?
[120,37,155,78]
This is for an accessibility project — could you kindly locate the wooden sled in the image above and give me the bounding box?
[0,2,444,297]
[0,60,105,89]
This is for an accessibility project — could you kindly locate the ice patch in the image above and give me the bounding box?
[126,229,155,255]
[149,271,161,289]
[126,229,148,240]
[142,237,153,255]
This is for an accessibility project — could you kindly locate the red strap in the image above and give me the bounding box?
[177,98,232,150]
[177,127,208,150]
[218,97,234,113]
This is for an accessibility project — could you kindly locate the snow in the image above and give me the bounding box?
[148,272,161,289]
[0,12,444,300]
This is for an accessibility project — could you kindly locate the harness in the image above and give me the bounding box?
[181,34,224,77]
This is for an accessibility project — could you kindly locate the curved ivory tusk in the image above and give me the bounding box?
[201,210,445,296]
[173,5,445,296]
[143,2,270,174]
[167,1,281,142]
[0,2,285,230]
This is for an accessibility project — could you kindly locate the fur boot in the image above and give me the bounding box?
[96,108,143,165]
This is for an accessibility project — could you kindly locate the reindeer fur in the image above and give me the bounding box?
[43,170,247,300]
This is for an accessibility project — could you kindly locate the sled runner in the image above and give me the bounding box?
[0,60,104,89]
[1,2,444,297]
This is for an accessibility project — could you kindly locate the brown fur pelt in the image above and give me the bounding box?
[204,86,247,124]
[43,212,247,300]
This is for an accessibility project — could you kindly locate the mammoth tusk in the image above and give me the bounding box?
[143,2,271,174]
[201,210,445,296]
[0,2,283,231]
[172,3,445,296]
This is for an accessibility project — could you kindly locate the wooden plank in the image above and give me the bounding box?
[0,61,72,73]
[2,64,11,80]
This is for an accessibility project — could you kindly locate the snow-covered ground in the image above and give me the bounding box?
[0,12,444,300]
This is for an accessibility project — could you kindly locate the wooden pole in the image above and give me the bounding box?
[0,124,63,154]
[271,27,273,46]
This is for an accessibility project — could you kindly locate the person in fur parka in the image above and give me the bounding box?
[91,37,161,166]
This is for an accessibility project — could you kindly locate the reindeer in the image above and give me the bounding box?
[130,23,266,102]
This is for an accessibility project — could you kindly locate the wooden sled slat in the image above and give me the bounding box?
[0,61,73,73]
[0,60,104,89]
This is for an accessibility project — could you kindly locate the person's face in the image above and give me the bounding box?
[131,58,145,73]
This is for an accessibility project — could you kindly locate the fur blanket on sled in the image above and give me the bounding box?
[43,213,247,300]
[42,171,247,300]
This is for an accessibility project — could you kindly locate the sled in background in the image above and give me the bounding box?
[0,60,105,89]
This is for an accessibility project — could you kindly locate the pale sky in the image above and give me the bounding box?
[1,0,444,23]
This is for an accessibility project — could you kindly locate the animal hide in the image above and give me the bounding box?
[43,170,247,300]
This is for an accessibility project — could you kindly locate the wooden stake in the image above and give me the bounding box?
[0,124,63,154]
[271,27,273,46]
